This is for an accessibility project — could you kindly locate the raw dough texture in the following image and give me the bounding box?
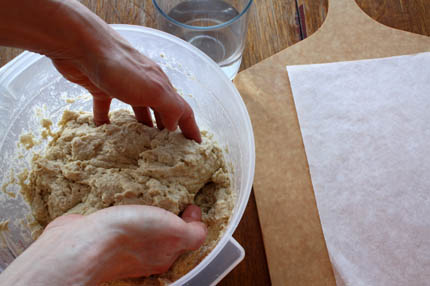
[23,109,234,285]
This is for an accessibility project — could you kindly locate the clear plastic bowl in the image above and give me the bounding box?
[0,25,255,285]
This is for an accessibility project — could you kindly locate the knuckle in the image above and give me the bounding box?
[179,104,194,123]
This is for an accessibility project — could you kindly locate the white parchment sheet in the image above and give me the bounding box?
[287,52,430,286]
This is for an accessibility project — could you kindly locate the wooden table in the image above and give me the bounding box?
[1,1,429,285]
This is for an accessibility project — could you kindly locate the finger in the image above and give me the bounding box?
[178,106,201,143]
[181,205,207,250]
[183,221,207,251]
[92,95,112,126]
[155,96,199,139]
[160,113,179,132]
[181,205,202,223]
[132,106,153,127]
[157,101,179,132]
[154,111,164,130]
[151,87,182,132]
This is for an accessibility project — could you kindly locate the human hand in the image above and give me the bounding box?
[0,205,207,286]
[0,0,201,143]
[51,24,201,143]
[51,33,201,143]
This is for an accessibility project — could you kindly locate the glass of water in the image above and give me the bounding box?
[153,0,253,80]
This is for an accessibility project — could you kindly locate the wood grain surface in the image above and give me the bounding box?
[1,1,430,285]
[234,1,430,285]
[2,0,430,66]
[356,0,430,36]
[298,0,430,38]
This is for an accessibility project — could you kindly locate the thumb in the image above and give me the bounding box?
[182,205,202,223]
[181,205,207,250]
[92,94,112,126]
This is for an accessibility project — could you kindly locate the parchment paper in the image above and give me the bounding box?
[287,52,430,286]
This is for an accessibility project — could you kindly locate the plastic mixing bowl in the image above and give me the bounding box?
[0,25,255,285]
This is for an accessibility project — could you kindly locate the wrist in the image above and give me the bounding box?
[38,220,117,286]
[0,0,118,64]
[45,1,133,86]
[46,0,120,59]
[0,217,115,286]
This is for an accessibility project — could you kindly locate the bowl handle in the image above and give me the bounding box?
[182,238,245,286]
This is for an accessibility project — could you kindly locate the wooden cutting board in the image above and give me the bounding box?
[233,0,430,285]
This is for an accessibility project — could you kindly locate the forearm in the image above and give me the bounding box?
[0,221,111,286]
[0,0,117,60]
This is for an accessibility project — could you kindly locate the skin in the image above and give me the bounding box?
[0,205,207,285]
[0,0,207,284]
[0,0,201,142]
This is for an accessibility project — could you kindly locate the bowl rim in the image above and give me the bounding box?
[0,24,256,284]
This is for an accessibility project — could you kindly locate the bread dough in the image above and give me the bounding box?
[23,109,234,285]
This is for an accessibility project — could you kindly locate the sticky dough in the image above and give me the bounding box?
[23,109,234,284]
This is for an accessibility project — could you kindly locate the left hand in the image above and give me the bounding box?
[0,0,201,143]
[50,32,201,143]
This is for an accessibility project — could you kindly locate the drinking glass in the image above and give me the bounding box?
[153,0,253,80]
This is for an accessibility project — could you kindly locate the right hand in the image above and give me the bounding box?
[0,205,207,286]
